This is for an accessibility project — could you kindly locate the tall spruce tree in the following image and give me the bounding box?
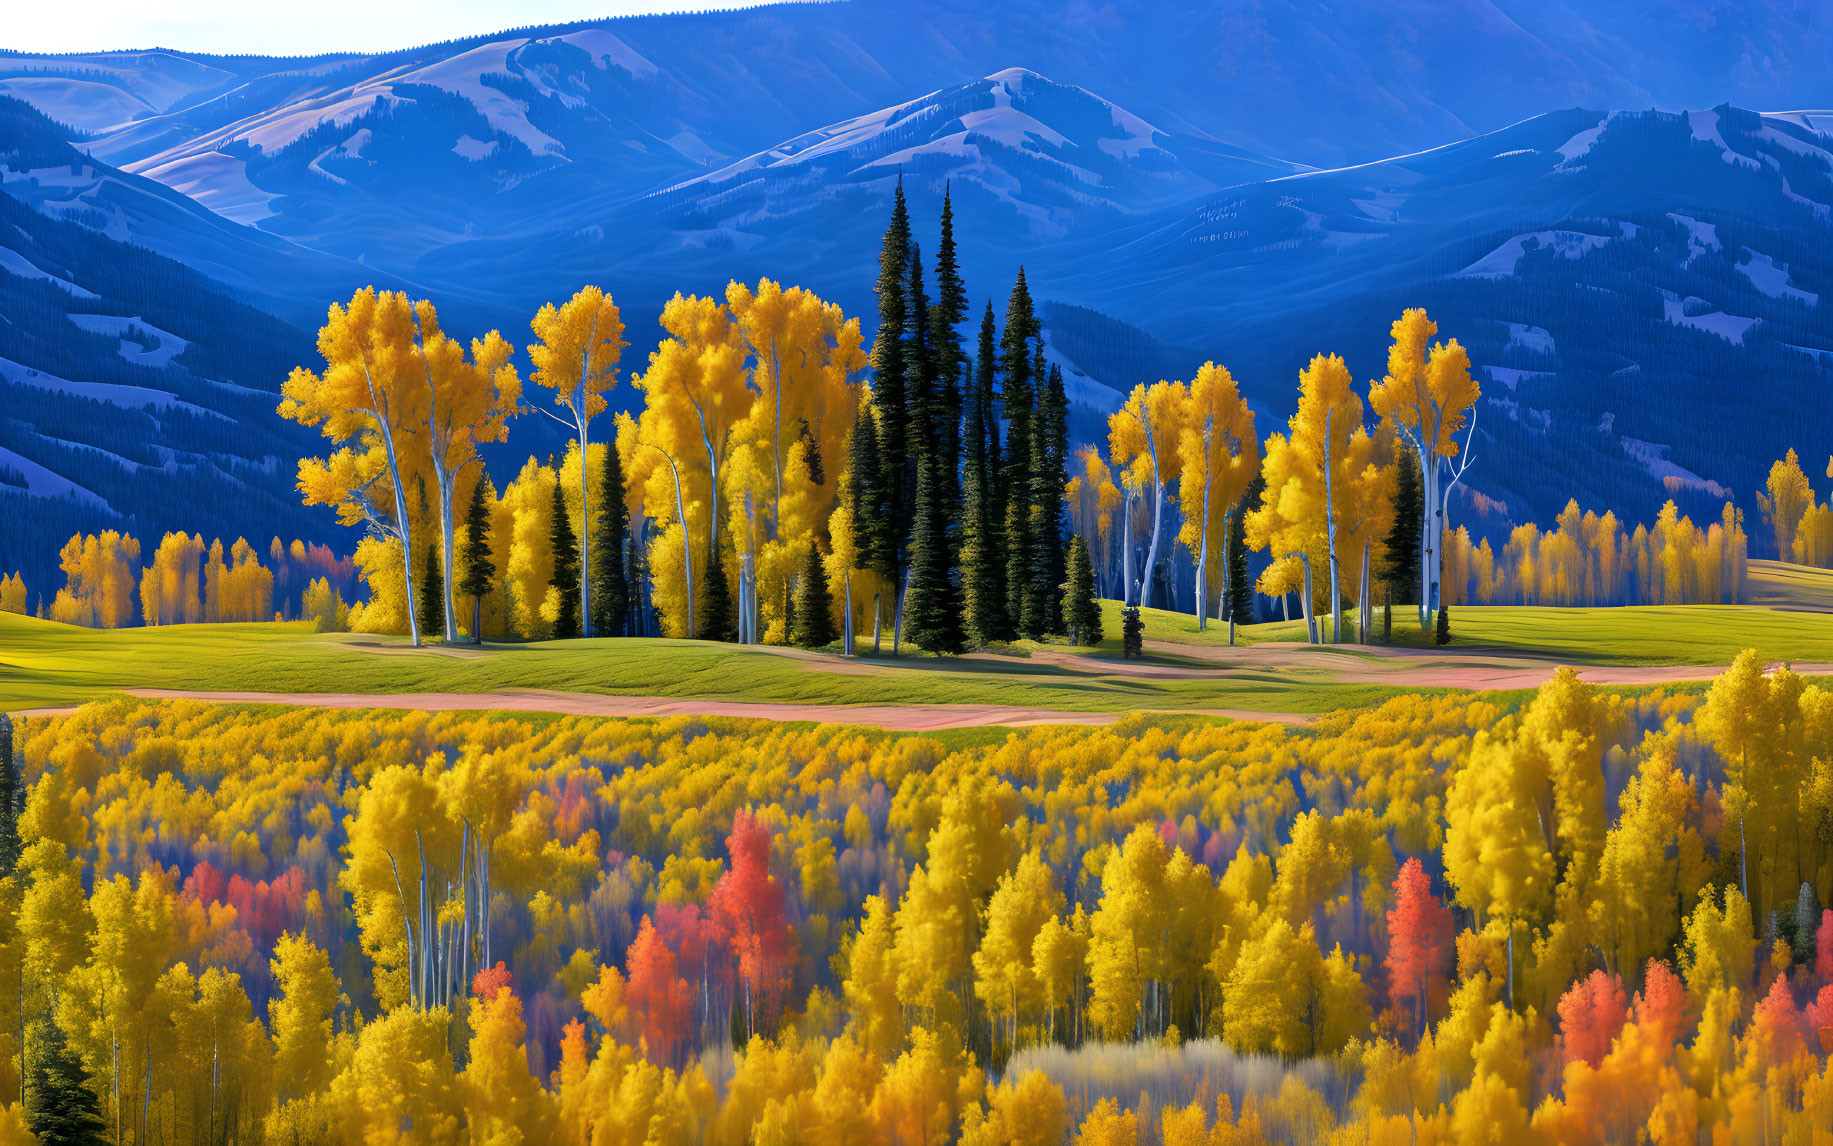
[1029,361,1070,636]
[457,472,495,644]
[791,541,837,648]
[0,712,18,874]
[961,302,1010,644]
[1381,450,1424,609]
[697,542,737,642]
[1064,534,1102,646]
[869,178,914,607]
[904,448,967,655]
[903,207,969,656]
[27,1018,107,1146]
[591,444,631,636]
[417,542,445,641]
[1001,269,1039,636]
[1225,473,1262,629]
[549,476,581,639]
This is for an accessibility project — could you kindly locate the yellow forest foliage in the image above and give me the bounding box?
[5,656,1833,1141]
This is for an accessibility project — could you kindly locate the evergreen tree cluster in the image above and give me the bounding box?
[850,179,1072,655]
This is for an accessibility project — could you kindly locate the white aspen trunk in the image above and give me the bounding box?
[1142,462,1164,611]
[1222,509,1235,646]
[1122,488,1136,606]
[576,414,593,636]
[387,850,415,1007]
[1299,553,1318,645]
[1323,409,1342,644]
[873,593,882,654]
[1359,544,1371,645]
[1420,444,1437,626]
[376,409,421,648]
[843,573,853,656]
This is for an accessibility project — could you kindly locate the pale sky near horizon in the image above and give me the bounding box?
[6,1,811,56]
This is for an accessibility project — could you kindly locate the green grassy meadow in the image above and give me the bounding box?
[0,611,1399,716]
[8,589,1833,717]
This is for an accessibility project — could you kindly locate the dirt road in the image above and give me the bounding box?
[13,688,1317,730]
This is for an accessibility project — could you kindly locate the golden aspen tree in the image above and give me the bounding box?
[1176,362,1259,632]
[49,532,139,628]
[867,1026,980,1146]
[961,1070,1069,1146]
[1366,308,1480,621]
[268,932,337,1104]
[844,894,903,1058]
[139,532,204,625]
[1444,731,1555,1008]
[631,293,748,634]
[1072,1098,1138,1146]
[1068,446,1122,601]
[1247,354,1362,642]
[462,979,557,1142]
[280,287,431,644]
[625,402,701,638]
[499,457,558,639]
[1032,908,1089,1046]
[973,851,1064,1059]
[1088,826,1172,1041]
[528,285,626,636]
[409,299,519,641]
[1761,448,1812,560]
[0,572,25,614]
[1108,379,1189,607]
[725,280,865,642]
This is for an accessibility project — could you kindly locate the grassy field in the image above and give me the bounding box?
[10,591,1833,717]
[1129,595,1833,666]
[0,612,1399,716]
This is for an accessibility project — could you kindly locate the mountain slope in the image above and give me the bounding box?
[8,1,1832,173]
[0,101,339,596]
[1072,105,1833,535]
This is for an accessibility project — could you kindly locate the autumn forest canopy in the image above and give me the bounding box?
[9,181,1833,1146]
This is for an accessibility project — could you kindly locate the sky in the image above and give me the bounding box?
[5,0,809,56]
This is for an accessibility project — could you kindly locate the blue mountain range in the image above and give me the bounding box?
[1,1,1829,591]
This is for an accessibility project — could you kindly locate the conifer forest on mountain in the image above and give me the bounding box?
[4,2,1833,1143]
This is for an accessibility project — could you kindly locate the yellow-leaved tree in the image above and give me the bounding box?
[726,279,866,643]
[528,285,626,636]
[279,287,431,644]
[409,299,520,641]
[1175,362,1258,635]
[1246,353,1365,643]
[1108,380,1188,607]
[1366,308,1480,622]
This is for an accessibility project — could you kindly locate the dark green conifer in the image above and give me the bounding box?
[549,477,581,640]
[904,452,966,656]
[1121,607,1144,659]
[1001,270,1039,635]
[1064,535,1102,646]
[1382,449,1424,610]
[696,542,737,643]
[27,1017,107,1146]
[1028,361,1069,636]
[869,178,913,592]
[417,542,444,642]
[962,302,1009,645]
[590,445,630,637]
[457,472,496,644]
[1225,475,1260,629]
[1435,603,1452,646]
[791,542,837,649]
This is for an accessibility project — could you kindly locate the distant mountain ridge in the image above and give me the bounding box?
[2,6,1832,573]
